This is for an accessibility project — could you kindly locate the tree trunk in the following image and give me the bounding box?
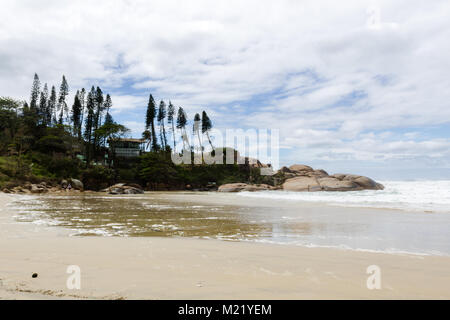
[196,130,203,163]
[172,122,176,152]
[206,131,213,149]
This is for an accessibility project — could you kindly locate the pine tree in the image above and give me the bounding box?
[40,83,49,126]
[202,111,214,149]
[78,88,86,136]
[94,87,104,130]
[193,113,203,160]
[84,88,96,165]
[176,107,189,150]
[145,94,158,151]
[157,100,167,150]
[38,91,47,126]
[71,92,82,139]
[29,73,40,111]
[167,101,176,152]
[22,101,38,137]
[57,75,69,124]
[48,86,57,125]
[92,87,104,158]
[104,94,112,118]
[102,94,113,147]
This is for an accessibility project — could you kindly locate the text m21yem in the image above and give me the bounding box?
[223,304,271,315]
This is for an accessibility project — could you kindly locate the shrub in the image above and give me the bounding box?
[81,166,115,191]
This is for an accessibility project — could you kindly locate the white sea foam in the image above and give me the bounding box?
[237,180,450,213]
[235,238,447,256]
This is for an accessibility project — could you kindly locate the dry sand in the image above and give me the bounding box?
[1,192,449,299]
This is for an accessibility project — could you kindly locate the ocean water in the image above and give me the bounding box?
[237,180,450,213]
[9,180,450,256]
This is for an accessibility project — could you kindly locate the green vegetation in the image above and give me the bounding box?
[0,73,265,191]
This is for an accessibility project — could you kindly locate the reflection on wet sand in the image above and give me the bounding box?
[13,194,282,239]
[11,191,450,255]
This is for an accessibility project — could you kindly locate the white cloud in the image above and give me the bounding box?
[1,0,450,178]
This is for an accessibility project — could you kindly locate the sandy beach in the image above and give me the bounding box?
[1,192,450,300]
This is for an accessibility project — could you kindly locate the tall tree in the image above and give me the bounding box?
[176,107,189,150]
[167,101,176,152]
[38,91,48,126]
[57,75,69,125]
[92,86,104,157]
[145,94,158,151]
[71,92,82,140]
[29,73,40,111]
[102,95,112,147]
[78,88,86,136]
[201,111,213,149]
[40,83,49,126]
[0,97,21,150]
[193,113,203,160]
[83,87,96,165]
[157,100,167,150]
[48,86,57,125]
[104,94,112,119]
[142,129,152,151]
[94,87,104,130]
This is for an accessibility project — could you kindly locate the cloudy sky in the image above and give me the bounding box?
[1,0,449,179]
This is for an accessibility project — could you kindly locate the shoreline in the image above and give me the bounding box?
[1,193,450,299]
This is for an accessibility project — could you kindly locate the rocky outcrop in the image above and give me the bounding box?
[281,165,384,192]
[2,181,67,194]
[282,177,321,192]
[218,163,384,193]
[334,174,384,190]
[218,183,276,192]
[101,183,144,195]
[317,177,358,191]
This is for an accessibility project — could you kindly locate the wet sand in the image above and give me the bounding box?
[1,192,450,299]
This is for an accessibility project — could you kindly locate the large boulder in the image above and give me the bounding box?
[333,174,384,190]
[30,184,47,194]
[352,176,381,190]
[218,183,248,192]
[70,178,84,190]
[218,183,274,192]
[123,188,144,194]
[317,177,359,191]
[103,183,144,195]
[282,176,321,192]
[289,164,314,173]
[243,184,274,192]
